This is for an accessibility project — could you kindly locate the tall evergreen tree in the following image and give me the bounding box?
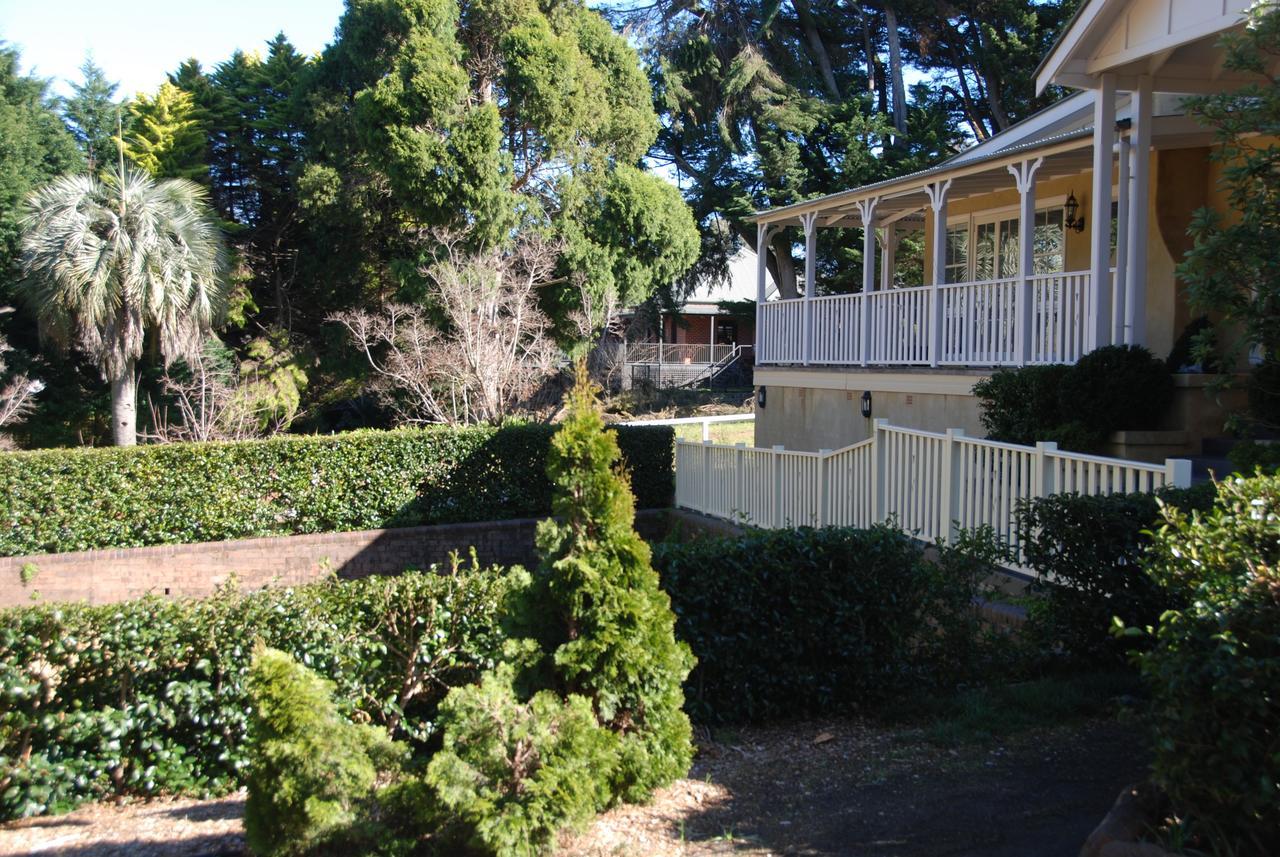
[299,0,699,336]
[62,57,121,172]
[123,82,207,181]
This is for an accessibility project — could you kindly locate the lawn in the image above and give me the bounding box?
[672,419,755,446]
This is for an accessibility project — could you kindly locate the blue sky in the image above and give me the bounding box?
[0,0,346,97]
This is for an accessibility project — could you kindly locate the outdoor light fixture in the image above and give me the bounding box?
[860,390,873,419]
[756,386,767,409]
[1064,191,1086,232]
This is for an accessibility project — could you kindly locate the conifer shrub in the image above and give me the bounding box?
[1130,475,1280,854]
[244,647,406,857]
[426,665,618,857]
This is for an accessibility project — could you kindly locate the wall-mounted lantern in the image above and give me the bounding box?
[756,386,766,409]
[860,390,873,419]
[1064,191,1086,232]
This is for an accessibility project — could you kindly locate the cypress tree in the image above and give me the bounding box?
[530,368,695,801]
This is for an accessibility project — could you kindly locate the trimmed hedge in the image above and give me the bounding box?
[0,562,521,820]
[0,423,673,557]
[1017,484,1217,666]
[653,525,995,724]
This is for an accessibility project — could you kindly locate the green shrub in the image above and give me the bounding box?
[426,665,618,857]
[973,346,1173,452]
[245,647,406,857]
[652,525,992,724]
[0,562,517,821]
[1132,475,1280,854]
[1017,485,1216,667]
[1057,345,1173,437]
[972,364,1070,445]
[0,423,673,557]
[1229,439,1280,475]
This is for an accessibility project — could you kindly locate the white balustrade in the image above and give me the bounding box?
[674,421,1192,575]
[756,270,1095,368]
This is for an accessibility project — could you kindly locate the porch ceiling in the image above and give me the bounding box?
[753,131,1097,230]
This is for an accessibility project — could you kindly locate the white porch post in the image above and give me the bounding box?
[1008,158,1043,365]
[924,179,952,368]
[801,211,818,366]
[1089,74,1116,352]
[855,198,880,366]
[1126,74,1153,346]
[1115,133,1131,344]
[755,222,772,363]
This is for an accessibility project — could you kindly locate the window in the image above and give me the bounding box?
[945,225,969,284]
[715,320,738,345]
[947,205,1066,283]
[1033,209,1065,274]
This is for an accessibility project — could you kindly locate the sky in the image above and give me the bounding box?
[0,0,347,98]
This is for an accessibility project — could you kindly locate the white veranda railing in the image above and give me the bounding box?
[674,420,1192,572]
[758,268,1096,367]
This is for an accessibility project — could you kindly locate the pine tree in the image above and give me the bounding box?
[123,82,207,181]
[62,57,120,172]
[530,368,695,801]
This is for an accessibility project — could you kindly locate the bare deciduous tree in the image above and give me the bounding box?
[331,231,562,425]
[0,333,41,447]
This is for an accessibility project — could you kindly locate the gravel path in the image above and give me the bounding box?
[0,717,1142,857]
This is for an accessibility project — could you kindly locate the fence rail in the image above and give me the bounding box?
[674,420,1191,572]
[759,268,1097,367]
[625,343,744,365]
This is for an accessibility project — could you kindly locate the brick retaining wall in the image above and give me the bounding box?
[1,511,683,607]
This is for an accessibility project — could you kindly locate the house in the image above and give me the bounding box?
[749,0,1261,460]
[620,247,775,389]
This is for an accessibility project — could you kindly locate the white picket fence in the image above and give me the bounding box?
[674,419,1192,570]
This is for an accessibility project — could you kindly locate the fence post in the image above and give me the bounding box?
[772,444,785,528]
[872,418,889,523]
[702,419,711,442]
[1033,441,1058,500]
[734,443,746,524]
[701,439,712,514]
[942,429,963,543]
[817,448,832,527]
[1165,458,1193,489]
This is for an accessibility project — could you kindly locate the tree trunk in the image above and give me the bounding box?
[111,362,138,447]
[793,0,840,99]
[884,4,907,137]
[769,233,799,299]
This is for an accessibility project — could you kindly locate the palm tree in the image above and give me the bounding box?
[19,165,227,446]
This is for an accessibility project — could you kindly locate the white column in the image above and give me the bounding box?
[1126,74,1152,346]
[924,179,952,367]
[1114,134,1131,345]
[1089,74,1116,352]
[1008,158,1042,365]
[855,198,880,366]
[756,222,772,363]
[801,211,818,366]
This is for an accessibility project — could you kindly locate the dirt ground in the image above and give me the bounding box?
[0,716,1142,857]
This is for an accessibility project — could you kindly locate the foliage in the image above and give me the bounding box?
[1229,439,1280,476]
[520,373,695,802]
[244,646,406,857]
[1131,474,1280,855]
[0,562,517,821]
[652,525,994,724]
[1180,3,1280,398]
[0,422,673,557]
[18,166,229,445]
[973,346,1173,451]
[0,334,40,443]
[123,82,207,181]
[331,231,560,424]
[426,665,617,857]
[301,0,698,336]
[1017,485,1217,667]
[61,57,120,173]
